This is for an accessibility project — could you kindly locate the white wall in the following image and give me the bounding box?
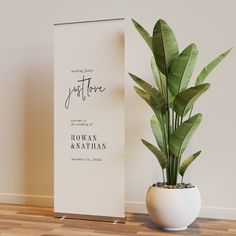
[0,0,235,219]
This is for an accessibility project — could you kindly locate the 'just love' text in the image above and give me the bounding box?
[65,76,106,109]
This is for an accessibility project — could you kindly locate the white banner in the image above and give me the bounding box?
[54,19,125,220]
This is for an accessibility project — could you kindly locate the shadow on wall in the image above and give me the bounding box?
[23,45,53,204]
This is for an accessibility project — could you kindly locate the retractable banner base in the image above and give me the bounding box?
[54,18,125,222]
[54,212,126,223]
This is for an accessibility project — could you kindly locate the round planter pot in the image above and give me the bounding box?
[146,186,201,231]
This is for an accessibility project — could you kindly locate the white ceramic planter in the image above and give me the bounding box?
[146,186,201,231]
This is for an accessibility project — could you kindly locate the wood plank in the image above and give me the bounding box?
[0,204,236,235]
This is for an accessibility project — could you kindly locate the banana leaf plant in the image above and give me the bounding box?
[129,19,231,185]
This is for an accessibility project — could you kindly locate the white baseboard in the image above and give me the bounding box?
[1,194,236,220]
[199,206,236,220]
[0,193,53,207]
[125,201,236,220]
[125,201,147,214]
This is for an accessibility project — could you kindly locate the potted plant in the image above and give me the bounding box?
[129,18,231,231]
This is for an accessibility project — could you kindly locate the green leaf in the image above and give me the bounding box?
[151,56,162,92]
[131,19,152,51]
[141,139,168,169]
[133,86,150,103]
[130,73,167,114]
[134,86,162,122]
[169,44,198,96]
[151,56,166,97]
[179,151,201,177]
[152,19,179,76]
[195,48,232,86]
[151,115,164,152]
[174,83,210,117]
[129,73,153,92]
[170,113,202,158]
[149,88,167,114]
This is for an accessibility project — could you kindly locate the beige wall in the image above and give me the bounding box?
[0,0,235,219]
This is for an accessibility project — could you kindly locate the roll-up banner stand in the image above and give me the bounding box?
[54,18,125,222]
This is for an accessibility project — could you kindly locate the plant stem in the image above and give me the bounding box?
[165,75,171,184]
[180,116,183,125]
[170,155,175,184]
[166,95,170,145]
[175,113,179,129]
[170,111,177,185]
[158,70,165,98]
[189,106,193,119]
[175,158,180,184]
[162,169,165,183]
[168,105,174,184]
[171,104,174,134]
[160,114,169,183]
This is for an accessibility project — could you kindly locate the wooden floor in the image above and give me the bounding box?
[0,204,236,236]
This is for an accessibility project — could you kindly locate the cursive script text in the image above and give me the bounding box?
[65,76,106,109]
